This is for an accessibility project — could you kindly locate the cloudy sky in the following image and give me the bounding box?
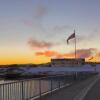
[0,0,100,64]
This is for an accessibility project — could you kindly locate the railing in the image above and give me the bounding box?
[0,72,97,100]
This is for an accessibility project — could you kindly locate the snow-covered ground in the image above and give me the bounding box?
[0,64,100,75]
[21,64,100,75]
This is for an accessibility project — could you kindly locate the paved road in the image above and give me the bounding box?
[35,75,98,100]
[83,77,100,100]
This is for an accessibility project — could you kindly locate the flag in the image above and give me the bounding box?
[89,56,94,60]
[67,31,75,44]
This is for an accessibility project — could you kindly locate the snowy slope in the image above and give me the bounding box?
[1,64,99,75]
[23,64,100,74]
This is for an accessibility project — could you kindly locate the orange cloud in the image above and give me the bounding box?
[95,51,100,58]
[28,38,54,49]
[35,50,75,58]
[35,48,97,58]
[76,48,96,58]
[35,51,60,57]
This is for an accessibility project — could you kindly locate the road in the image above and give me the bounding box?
[35,75,98,100]
[83,76,100,100]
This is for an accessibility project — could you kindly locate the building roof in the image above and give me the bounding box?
[51,58,85,61]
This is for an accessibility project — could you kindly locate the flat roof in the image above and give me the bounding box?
[51,58,85,61]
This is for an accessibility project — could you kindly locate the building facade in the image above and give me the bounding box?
[51,58,85,67]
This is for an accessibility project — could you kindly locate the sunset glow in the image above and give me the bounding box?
[0,0,100,65]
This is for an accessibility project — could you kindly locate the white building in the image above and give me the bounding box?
[51,58,85,67]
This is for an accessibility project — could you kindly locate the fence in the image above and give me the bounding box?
[0,72,97,100]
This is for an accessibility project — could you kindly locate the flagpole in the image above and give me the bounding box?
[67,30,76,58]
[74,30,76,59]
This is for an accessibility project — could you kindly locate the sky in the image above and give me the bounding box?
[0,0,100,65]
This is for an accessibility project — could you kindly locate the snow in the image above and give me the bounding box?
[23,64,100,74]
[1,64,100,75]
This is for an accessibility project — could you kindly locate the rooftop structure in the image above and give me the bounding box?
[51,58,85,67]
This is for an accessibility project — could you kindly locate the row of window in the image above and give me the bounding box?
[52,62,82,65]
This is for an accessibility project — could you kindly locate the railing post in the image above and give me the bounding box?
[39,79,41,98]
[0,85,1,100]
[22,81,24,100]
[51,79,53,95]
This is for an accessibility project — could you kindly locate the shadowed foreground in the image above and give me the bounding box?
[83,77,100,100]
[35,75,99,100]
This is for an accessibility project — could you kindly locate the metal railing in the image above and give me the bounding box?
[0,72,97,100]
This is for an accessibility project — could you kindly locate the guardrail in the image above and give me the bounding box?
[0,75,73,100]
[0,72,97,100]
